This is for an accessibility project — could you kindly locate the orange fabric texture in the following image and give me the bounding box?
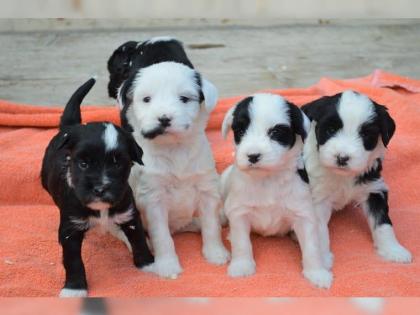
[0,70,419,296]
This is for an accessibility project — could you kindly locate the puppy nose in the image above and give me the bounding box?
[93,185,110,197]
[158,116,171,128]
[336,154,350,166]
[248,153,261,164]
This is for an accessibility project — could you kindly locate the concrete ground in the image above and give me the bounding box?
[0,19,419,106]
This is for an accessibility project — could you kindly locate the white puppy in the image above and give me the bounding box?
[117,61,229,278]
[220,93,333,288]
[302,90,412,266]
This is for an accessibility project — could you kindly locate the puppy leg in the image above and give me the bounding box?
[119,209,154,268]
[227,214,255,277]
[141,205,183,278]
[199,194,230,265]
[293,217,333,289]
[363,191,412,263]
[315,203,334,270]
[58,223,88,297]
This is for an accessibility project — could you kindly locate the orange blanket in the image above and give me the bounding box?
[1,70,419,296]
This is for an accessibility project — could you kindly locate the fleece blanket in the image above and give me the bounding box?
[0,70,419,297]
[2,298,420,315]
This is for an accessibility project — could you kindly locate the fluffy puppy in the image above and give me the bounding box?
[41,78,153,297]
[107,37,193,100]
[115,37,229,278]
[221,93,333,288]
[302,90,412,266]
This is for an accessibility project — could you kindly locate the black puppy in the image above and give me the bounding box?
[41,78,154,297]
[107,37,194,100]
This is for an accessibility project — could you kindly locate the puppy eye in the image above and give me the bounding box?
[143,96,151,103]
[112,156,121,168]
[79,161,88,170]
[325,126,337,136]
[180,96,190,103]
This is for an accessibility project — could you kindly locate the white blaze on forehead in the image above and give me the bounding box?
[338,90,376,132]
[249,94,290,131]
[103,123,118,151]
[146,36,177,44]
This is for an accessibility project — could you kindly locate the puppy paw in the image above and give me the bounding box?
[323,251,334,270]
[203,243,230,265]
[377,244,412,263]
[227,258,256,277]
[135,252,155,269]
[142,256,183,279]
[303,268,333,289]
[59,288,88,298]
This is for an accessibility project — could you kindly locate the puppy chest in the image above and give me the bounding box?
[248,206,293,237]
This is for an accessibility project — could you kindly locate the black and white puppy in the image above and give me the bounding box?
[41,78,154,297]
[112,37,229,278]
[302,90,412,266]
[221,94,333,288]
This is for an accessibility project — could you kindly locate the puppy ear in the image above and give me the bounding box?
[107,41,139,99]
[287,102,310,142]
[200,76,219,113]
[374,102,396,147]
[124,132,144,165]
[117,76,134,110]
[301,93,341,122]
[221,107,235,139]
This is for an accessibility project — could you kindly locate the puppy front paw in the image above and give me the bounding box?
[227,258,256,277]
[142,256,183,279]
[134,252,155,269]
[59,288,88,298]
[303,268,333,289]
[377,244,412,263]
[203,243,230,265]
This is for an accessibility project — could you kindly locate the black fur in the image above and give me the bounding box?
[297,167,309,184]
[41,79,153,294]
[231,96,252,144]
[268,124,295,147]
[301,94,344,147]
[366,191,392,227]
[287,102,308,142]
[355,159,382,185]
[373,102,396,147]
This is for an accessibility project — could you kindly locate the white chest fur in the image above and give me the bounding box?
[130,132,220,232]
[221,163,314,237]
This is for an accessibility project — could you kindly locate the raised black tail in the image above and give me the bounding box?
[59,78,96,129]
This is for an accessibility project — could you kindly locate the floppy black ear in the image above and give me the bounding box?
[301,93,342,122]
[124,131,144,165]
[287,102,310,142]
[374,102,396,147]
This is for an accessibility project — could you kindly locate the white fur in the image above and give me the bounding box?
[146,36,177,44]
[59,288,88,298]
[303,91,412,266]
[123,61,229,278]
[221,94,332,288]
[70,207,134,251]
[103,123,118,151]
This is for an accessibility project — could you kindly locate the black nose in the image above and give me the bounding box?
[248,153,261,164]
[93,185,110,197]
[336,155,350,166]
[158,116,171,128]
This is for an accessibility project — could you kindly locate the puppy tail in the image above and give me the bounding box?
[60,78,96,129]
